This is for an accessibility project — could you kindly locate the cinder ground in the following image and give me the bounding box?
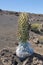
[0,13,18,50]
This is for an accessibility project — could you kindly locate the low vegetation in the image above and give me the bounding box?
[38,36,43,43]
[31,23,42,33]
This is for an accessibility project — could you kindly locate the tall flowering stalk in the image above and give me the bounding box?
[17,13,29,42]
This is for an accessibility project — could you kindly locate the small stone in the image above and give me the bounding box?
[23,58,29,65]
[1,52,5,56]
[38,44,42,47]
[0,48,10,56]
[39,60,43,65]
[32,57,39,65]
[23,58,32,65]
[33,57,38,61]
[33,38,39,44]
[15,42,18,46]
[1,57,12,65]
[12,56,22,65]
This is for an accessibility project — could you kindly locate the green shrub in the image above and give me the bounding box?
[17,13,29,42]
[39,36,43,40]
[40,24,43,32]
[38,36,43,43]
[31,23,42,33]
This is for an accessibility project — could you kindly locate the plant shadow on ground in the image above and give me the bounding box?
[30,52,43,60]
[22,52,43,65]
[31,30,43,35]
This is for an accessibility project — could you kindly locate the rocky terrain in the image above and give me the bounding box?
[0,9,43,65]
[0,46,43,65]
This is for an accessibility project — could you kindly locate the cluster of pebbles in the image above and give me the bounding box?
[0,48,43,65]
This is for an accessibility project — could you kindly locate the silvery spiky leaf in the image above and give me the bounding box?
[16,42,34,59]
